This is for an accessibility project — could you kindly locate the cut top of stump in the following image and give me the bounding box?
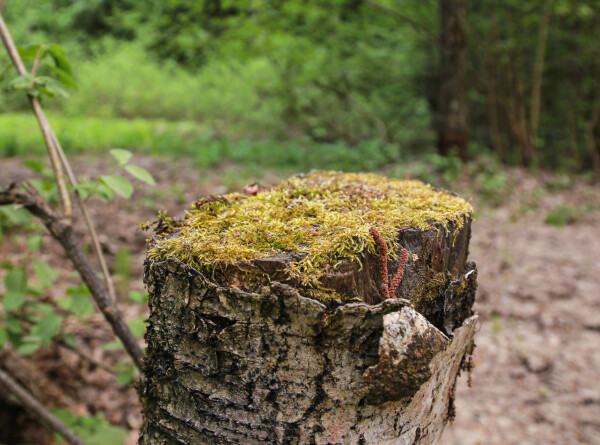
[147,171,473,305]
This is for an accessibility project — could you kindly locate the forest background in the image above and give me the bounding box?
[1,0,599,176]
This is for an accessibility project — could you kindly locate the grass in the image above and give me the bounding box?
[544,204,598,226]
[0,112,402,174]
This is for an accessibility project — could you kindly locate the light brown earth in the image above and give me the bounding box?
[1,156,599,444]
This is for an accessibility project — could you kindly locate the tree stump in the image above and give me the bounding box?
[139,172,477,445]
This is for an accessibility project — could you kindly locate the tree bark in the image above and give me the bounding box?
[437,0,469,161]
[139,186,477,444]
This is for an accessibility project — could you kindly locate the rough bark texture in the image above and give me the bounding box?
[140,247,477,444]
[210,216,473,334]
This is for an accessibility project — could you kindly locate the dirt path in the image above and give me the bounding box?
[446,185,600,444]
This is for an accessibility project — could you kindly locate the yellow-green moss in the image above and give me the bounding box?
[148,171,473,299]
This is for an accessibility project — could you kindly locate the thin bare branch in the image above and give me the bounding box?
[0,12,117,300]
[0,12,72,223]
[0,186,145,370]
[50,131,118,301]
[0,368,86,445]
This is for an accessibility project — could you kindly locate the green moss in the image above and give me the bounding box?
[148,171,473,301]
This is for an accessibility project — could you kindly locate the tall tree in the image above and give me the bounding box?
[438,0,469,160]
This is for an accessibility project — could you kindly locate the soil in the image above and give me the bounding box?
[1,156,599,444]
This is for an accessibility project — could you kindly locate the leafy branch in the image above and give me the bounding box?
[0,183,144,369]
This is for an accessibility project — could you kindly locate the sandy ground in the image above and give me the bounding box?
[1,156,600,444]
[446,180,600,444]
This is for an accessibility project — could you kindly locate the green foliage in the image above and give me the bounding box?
[4,43,76,100]
[51,408,129,445]
[0,149,152,387]
[544,204,598,226]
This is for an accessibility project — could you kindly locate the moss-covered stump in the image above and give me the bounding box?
[140,172,478,445]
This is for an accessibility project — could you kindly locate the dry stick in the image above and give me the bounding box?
[51,131,118,301]
[0,368,86,445]
[0,186,144,371]
[0,13,72,223]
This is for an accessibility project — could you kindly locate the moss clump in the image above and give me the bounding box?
[147,171,473,300]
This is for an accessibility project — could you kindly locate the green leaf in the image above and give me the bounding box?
[128,317,146,339]
[33,258,59,288]
[7,73,32,91]
[0,63,14,81]
[6,317,21,334]
[27,235,44,251]
[5,267,27,292]
[17,341,41,356]
[52,409,128,445]
[23,159,44,173]
[17,44,42,62]
[2,291,26,311]
[46,44,73,76]
[117,367,134,386]
[69,292,95,317]
[93,182,115,202]
[56,296,72,311]
[98,175,133,199]
[43,62,77,90]
[110,149,133,165]
[31,312,63,343]
[103,340,124,351]
[124,165,156,185]
[128,291,148,303]
[33,76,69,98]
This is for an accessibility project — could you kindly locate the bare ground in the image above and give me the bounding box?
[1,156,600,444]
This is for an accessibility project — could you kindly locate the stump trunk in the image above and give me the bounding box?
[139,172,477,444]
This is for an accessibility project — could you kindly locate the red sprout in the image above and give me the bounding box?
[370,227,410,300]
[388,248,408,298]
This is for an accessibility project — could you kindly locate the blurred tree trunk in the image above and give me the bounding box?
[485,13,503,160]
[438,0,469,161]
[585,88,600,177]
[505,59,536,166]
[527,0,554,166]
[567,95,581,171]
